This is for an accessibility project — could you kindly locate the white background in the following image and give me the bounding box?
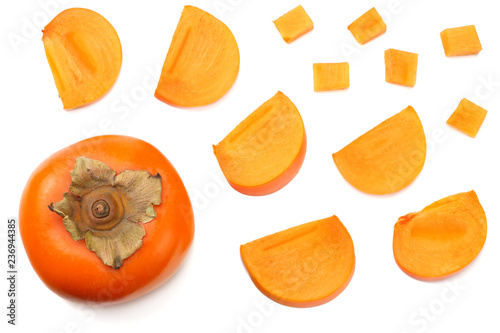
[1,0,499,332]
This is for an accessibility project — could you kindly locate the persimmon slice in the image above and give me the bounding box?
[393,191,487,280]
[213,92,306,196]
[240,215,355,307]
[42,8,122,110]
[155,6,240,107]
[333,106,426,194]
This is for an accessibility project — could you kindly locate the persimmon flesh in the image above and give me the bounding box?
[313,62,350,91]
[393,191,487,280]
[333,106,426,195]
[213,92,306,196]
[441,25,482,57]
[347,7,387,45]
[273,5,314,44]
[155,6,240,107]
[385,49,418,87]
[241,215,355,307]
[447,98,487,138]
[42,8,122,110]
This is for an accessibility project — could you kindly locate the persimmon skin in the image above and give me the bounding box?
[19,135,194,303]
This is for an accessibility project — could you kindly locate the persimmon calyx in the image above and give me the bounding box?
[49,156,162,269]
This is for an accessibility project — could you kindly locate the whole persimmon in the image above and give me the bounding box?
[19,135,194,303]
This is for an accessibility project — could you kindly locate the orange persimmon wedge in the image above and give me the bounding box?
[42,8,122,110]
[393,191,487,280]
[241,215,355,307]
[213,92,306,196]
[333,106,426,195]
[155,6,240,107]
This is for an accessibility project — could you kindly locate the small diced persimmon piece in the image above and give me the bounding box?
[385,49,418,87]
[447,98,487,138]
[440,25,482,56]
[333,106,426,195]
[348,7,387,44]
[213,92,306,196]
[155,6,240,107]
[393,191,487,280]
[42,8,122,110]
[273,5,314,43]
[241,215,355,307]
[313,63,349,91]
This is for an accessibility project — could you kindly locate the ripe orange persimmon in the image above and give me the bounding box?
[19,135,194,303]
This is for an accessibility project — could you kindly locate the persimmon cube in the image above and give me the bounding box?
[42,8,122,110]
[446,98,487,138]
[440,25,482,57]
[385,49,418,87]
[313,63,349,91]
[348,8,386,44]
[273,5,313,43]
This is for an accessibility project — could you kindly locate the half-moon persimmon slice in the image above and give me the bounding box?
[393,191,487,280]
[42,8,122,110]
[213,92,306,196]
[241,215,355,307]
[333,106,426,194]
